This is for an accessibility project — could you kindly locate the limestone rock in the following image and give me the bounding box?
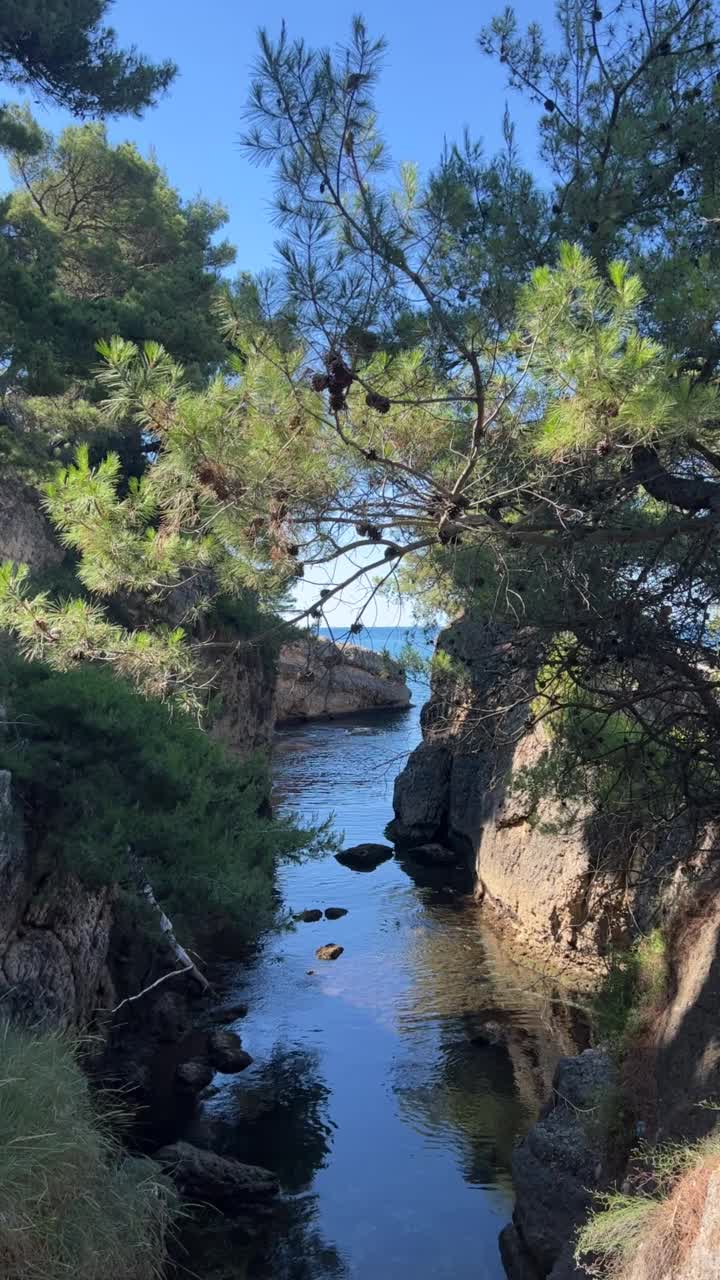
[276,636,410,723]
[315,944,344,961]
[335,842,393,870]
[154,1141,279,1208]
[208,1029,253,1073]
[389,742,451,847]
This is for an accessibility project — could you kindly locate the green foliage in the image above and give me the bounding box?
[576,1190,657,1274]
[593,930,669,1050]
[0,1,176,128]
[576,1128,720,1275]
[0,1022,175,1279]
[0,657,324,939]
[0,118,235,393]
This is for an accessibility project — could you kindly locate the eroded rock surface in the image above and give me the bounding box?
[154,1141,279,1208]
[276,636,410,723]
[508,1049,612,1279]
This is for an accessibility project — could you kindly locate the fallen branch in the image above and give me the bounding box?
[110,963,195,1015]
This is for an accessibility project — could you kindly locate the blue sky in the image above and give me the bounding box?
[3,0,551,626]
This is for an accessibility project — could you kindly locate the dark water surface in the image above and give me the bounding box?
[189,629,584,1280]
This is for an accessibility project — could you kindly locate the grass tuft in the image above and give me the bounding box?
[0,1022,175,1279]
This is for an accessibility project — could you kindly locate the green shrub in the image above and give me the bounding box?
[0,1023,174,1279]
[593,929,669,1050]
[0,657,326,940]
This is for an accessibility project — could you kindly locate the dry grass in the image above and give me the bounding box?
[577,1131,720,1278]
[0,1022,175,1280]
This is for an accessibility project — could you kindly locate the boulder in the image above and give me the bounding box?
[335,842,393,870]
[324,907,348,920]
[499,1224,542,1279]
[509,1049,612,1277]
[176,1058,215,1093]
[154,1141,279,1209]
[405,842,459,867]
[315,944,344,961]
[388,742,452,847]
[276,636,410,723]
[208,1029,253,1074]
[296,908,323,922]
[214,1002,248,1024]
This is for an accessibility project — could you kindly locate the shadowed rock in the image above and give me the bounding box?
[296,908,323,922]
[208,1029,253,1073]
[335,842,393,870]
[175,1058,214,1093]
[324,907,348,920]
[154,1140,279,1208]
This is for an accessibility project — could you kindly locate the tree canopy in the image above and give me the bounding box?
[0,113,235,396]
[3,1,720,823]
[0,1,176,156]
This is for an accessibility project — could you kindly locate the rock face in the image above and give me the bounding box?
[0,471,63,572]
[0,770,116,1030]
[276,635,410,723]
[205,639,278,760]
[208,1029,253,1073]
[506,1049,613,1280]
[390,615,700,974]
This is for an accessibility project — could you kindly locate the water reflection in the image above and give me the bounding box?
[184,633,586,1279]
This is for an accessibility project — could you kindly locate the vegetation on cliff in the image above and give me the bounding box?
[0,657,324,940]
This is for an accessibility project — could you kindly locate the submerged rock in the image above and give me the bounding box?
[405,842,459,867]
[296,908,323,922]
[335,842,393,870]
[208,1029,253,1074]
[315,943,344,961]
[175,1058,215,1093]
[324,907,348,920]
[154,1141,279,1209]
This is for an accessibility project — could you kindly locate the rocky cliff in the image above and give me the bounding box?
[390,616,701,977]
[0,768,116,1031]
[275,634,411,723]
[505,883,720,1279]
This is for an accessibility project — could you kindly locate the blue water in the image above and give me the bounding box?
[190,627,584,1279]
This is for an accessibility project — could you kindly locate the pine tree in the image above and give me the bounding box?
[0,0,176,156]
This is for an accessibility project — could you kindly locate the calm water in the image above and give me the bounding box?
[189,628,585,1280]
